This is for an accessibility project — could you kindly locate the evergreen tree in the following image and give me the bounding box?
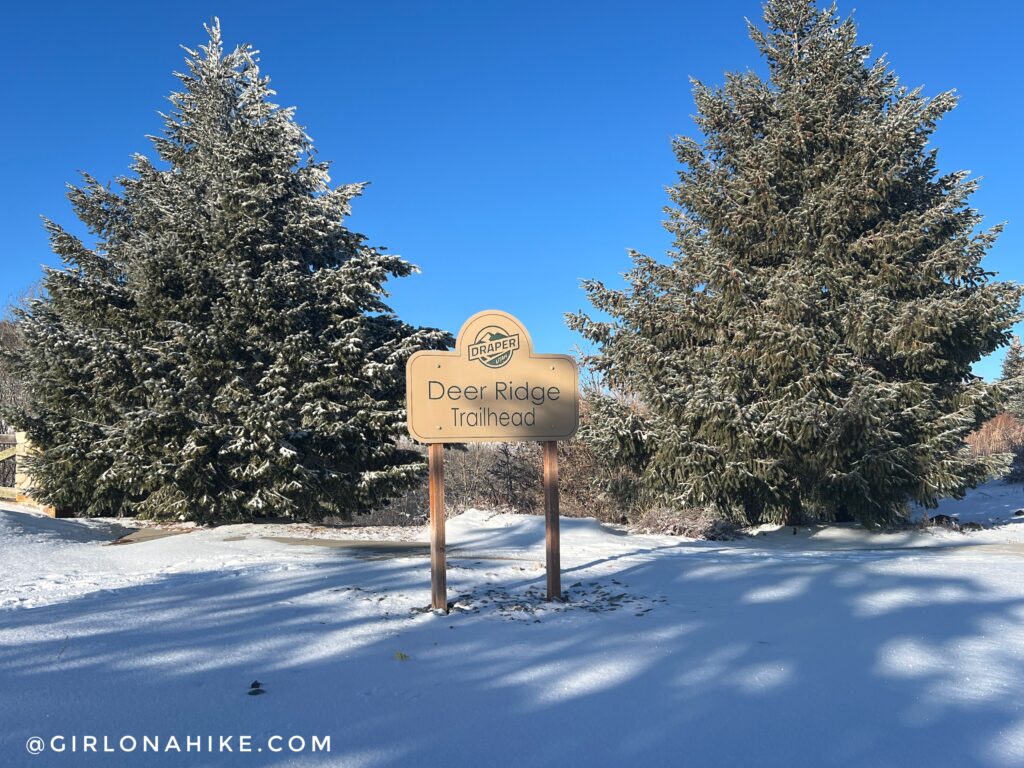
[569,0,1021,526]
[4,22,450,522]
[1000,336,1024,419]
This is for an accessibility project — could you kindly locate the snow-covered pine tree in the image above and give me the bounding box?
[569,0,1021,526]
[5,22,450,522]
[1000,337,1024,419]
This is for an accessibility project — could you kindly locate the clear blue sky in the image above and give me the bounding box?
[2,1,1021,378]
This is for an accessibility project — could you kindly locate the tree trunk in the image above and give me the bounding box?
[785,484,803,526]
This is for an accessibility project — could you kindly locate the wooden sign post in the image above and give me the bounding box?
[543,440,560,601]
[428,443,446,611]
[407,310,579,612]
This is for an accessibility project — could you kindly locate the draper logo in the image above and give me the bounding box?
[467,326,520,369]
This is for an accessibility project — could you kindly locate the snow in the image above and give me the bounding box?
[2,486,1024,767]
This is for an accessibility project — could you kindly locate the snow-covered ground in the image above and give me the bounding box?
[2,483,1024,767]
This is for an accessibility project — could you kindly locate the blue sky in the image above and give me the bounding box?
[2,1,1021,378]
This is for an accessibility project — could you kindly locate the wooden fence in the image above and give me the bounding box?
[0,433,56,515]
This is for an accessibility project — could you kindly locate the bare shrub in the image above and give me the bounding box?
[963,412,1024,483]
[359,479,429,525]
[966,413,1024,458]
[363,442,544,524]
[630,505,741,540]
[441,444,492,511]
[557,437,621,522]
[481,443,542,512]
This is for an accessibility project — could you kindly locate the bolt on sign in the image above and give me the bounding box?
[407,310,579,443]
[406,310,580,612]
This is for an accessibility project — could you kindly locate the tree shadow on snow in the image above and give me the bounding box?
[0,543,1023,768]
[0,508,135,543]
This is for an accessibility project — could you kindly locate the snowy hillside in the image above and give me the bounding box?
[2,485,1024,767]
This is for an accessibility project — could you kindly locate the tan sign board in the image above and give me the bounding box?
[406,310,579,443]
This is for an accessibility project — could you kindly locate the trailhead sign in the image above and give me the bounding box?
[406,310,580,611]
[406,310,579,443]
